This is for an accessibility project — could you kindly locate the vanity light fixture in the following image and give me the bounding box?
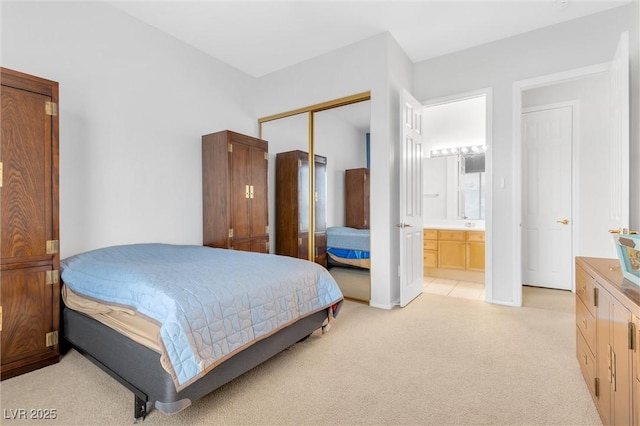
[430,144,485,158]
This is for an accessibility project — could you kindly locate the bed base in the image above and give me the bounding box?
[62,307,330,421]
[71,344,150,422]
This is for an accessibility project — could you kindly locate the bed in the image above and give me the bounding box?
[60,243,343,421]
[326,226,370,269]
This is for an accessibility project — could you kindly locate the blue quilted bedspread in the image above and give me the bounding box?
[326,226,370,251]
[61,244,343,390]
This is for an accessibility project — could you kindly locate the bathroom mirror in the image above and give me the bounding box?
[423,152,485,221]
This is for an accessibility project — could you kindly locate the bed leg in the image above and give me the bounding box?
[322,307,333,334]
[134,395,148,423]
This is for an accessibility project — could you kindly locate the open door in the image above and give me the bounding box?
[607,31,630,250]
[399,89,424,307]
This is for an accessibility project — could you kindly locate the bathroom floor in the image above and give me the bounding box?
[423,276,485,301]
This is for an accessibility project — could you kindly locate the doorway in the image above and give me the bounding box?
[421,89,492,301]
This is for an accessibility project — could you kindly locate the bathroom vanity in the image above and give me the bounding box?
[423,224,485,282]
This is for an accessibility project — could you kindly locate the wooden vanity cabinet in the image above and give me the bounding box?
[423,230,438,269]
[466,231,486,271]
[202,130,269,253]
[423,229,486,276]
[437,231,466,270]
[575,257,639,426]
[1,68,61,379]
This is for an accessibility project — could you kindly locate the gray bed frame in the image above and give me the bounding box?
[62,306,332,421]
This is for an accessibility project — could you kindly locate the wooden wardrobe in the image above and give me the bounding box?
[345,168,370,229]
[202,130,269,253]
[1,68,61,379]
[275,150,327,267]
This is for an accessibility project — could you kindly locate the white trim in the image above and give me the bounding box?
[369,301,394,310]
[513,62,610,307]
[490,299,521,308]
[521,101,580,293]
[421,87,494,303]
[422,87,491,108]
[484,89,494,304]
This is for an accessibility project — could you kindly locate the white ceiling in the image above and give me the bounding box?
[109,0,629,78]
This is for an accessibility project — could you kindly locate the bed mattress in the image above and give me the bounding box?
[61,243,343,391]
[326,227,371,269]
[326,226,370,252]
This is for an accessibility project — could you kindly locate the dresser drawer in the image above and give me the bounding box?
[576,328,597,399]
[423,230,438,240]
[575,296,596,354]
[466,231,485,242]
[438,230,465,241]
[575,265,597,317]
[423,240,438,251]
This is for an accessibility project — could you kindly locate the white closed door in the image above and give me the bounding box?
[399,89,424,307]
[522,106,573,290]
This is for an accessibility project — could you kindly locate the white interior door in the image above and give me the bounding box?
[607,31,630,249]
[522,106,573,290]
[399,89,424,307]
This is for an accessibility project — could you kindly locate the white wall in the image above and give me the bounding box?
[424,96,486,153]
[256,33,413,308]
[414,3,639,305]
[1,1,258,258]
[522,73,614,259]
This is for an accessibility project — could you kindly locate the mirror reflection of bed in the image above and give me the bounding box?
[314,102,372,303]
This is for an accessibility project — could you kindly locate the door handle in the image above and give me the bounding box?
[396,223,413,228]
[556,219,569,225]
[609,228,639,234]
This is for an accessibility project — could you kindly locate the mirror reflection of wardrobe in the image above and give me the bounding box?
[259,94,372,303]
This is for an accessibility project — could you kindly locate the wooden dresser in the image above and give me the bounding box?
[575,257,639,425]
[202,130,269,253]
[1,68,61,379]
[345,168,369,229]
[275,150,327,267]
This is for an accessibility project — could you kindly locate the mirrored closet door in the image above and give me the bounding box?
[259,93,372,302]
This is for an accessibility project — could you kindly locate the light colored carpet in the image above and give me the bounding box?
[522,285,575,314]
[0,290,601,425]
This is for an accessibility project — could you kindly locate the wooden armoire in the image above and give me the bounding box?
[275,150,327,267]
[1,68,61,380]
[202,130,269,253]
[345,168,370,229]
